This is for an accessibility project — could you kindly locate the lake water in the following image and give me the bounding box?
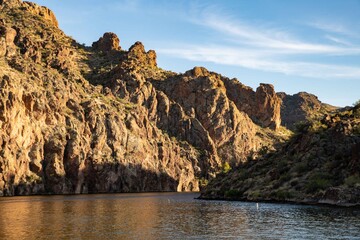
[0,192,359,240]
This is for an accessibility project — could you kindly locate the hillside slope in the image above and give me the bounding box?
[278,92,338,130]
[200,106,360,206]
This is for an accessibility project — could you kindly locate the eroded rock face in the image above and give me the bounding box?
[91,51,270,176]
[0,0,21,7]
[0,1,289,196]
[254,84,281,130]
[152,67,260,164]
[23,1,58,27]
[223,78,281,130]
[92,32,121,52]
[0,24,17,57]
[0,68,200,195]
[278,92,337,130]
[128,41,157,68]
[0,3,201,196]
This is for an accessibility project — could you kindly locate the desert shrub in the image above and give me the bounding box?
[274,190,294,200]
[222,162,232,174]
[225,189,242,198]
[248,190,261,199]
[309,121,328,133]
[353,124,360,135]
[277,159,290,174]
[290,179,299,187]
[344,175,360,187]
[198,178,209,188]
[294,121,311,133]
[294,162,309,174]
[305,173,332,193]
[279,173,292,184]
[237,169,249,181]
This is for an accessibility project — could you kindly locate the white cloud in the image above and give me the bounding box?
[157,7,360,79]
[158,45,360,79]
[198,14,360,55]
[325,35,353,46]
[308,21,356,37]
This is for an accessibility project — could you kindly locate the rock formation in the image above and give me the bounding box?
[92,32,121,52]
[0,1,204,195]
[278,92,337,130]
[223,79,281,130]
[0,1,335,197]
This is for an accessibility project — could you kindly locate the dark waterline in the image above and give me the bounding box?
[0,192,359,239]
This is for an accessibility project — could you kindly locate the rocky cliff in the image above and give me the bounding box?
[278,92,337,130]
[200,105,360,206]
[0,0,289,196]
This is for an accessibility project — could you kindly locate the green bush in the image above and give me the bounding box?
[344,175,360,187]
[237,169,249,181]
[294,162,309,173]
[198,178,209,188]
[294,121,311,133]
[222,162,232,174]
[274,190,294,200]
[306,174,332,193]
[279,173,292,183]
[225,189,242,198]
[248,190,261,199]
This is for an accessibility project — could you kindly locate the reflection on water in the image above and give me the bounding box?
[0,193,359,239]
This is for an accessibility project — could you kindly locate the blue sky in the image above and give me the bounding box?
[31,0,360,107]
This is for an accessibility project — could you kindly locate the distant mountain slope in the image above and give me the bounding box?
[200,105,360,206]
[278,92,338,130]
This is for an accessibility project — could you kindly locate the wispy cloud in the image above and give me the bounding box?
[308,21,356,37]
[199,15,353,54]
[159,45,360,79]
[158,6,360,79]
[325,35,353,46]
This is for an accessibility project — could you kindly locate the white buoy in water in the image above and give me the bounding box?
[256,203,259,209]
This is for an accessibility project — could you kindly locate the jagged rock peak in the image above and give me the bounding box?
[185,66,209,78]
[129,41,145,53]
[255,83,281,130]
[128,41,157,68]
[92,32,121,52]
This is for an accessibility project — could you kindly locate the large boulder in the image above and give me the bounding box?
[92,32,121,52]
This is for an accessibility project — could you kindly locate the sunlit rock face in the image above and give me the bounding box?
[92,32,121,52]
[0,1,293,196]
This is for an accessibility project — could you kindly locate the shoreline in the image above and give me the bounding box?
[197,195,360,208]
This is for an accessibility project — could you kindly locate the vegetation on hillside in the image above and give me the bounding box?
[201,105,360,206]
